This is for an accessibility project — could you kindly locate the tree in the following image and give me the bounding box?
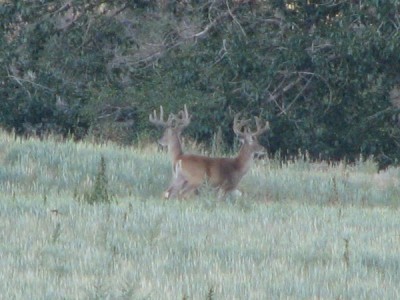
[0,0,399,166]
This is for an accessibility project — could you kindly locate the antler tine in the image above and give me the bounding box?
[233,113,251,137]
[172,104,191,129]
[252,117,270,136]
[160,105,164,122]
[183,104,190,122]
[149,105,170,127]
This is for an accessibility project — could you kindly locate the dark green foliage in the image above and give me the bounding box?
[206,286,215,300]
[87,156,110,205]
[1,1,400,166]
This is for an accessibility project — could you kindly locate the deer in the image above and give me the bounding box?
[149,105,269,200]
[149,105,192,197]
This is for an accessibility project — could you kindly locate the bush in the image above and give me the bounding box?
[86,156,110,204]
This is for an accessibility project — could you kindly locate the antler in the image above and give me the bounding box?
[174,104,191,129]
[149,105,191,129]
[233,113,251,137]
[233,113,269,137]
[149,106,172,127]
[252,117,270,137]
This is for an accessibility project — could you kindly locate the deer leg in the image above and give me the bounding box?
[178,182,201,199]
[216,179,236,201]
[217,189,228,201]
[217,187,243,201]
[169,180,199,199]
[164,172,189,199]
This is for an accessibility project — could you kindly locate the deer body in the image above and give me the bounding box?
[150,105,269,200]
[168,133,265,199]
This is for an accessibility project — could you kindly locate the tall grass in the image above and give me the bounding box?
[0,131,170,199]
[0,130,399,299]
[0,130,399,206]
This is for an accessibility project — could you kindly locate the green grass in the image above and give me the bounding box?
[0,131,399,299]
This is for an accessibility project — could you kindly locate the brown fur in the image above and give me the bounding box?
[166,134,265,199]
[150,105,268,200]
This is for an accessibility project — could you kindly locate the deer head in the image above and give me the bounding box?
[149,105,191,147]
[233,114,269,157]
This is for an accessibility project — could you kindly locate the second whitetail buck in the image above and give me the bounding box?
[149,105,269,200]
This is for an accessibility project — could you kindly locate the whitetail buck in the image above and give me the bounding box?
[150,106,269,200]
[149,105,191,174]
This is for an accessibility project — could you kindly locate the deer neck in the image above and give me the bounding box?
[234,143,254,174]
[168,133,184,165]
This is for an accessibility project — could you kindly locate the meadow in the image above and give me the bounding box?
[0,131,399,299]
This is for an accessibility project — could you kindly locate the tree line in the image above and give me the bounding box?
[1,0,399,167]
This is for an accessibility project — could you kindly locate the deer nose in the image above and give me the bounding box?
[157,136,168,146]
[254,144,267,158]
[156,137,168,152]
[254,143,266,153]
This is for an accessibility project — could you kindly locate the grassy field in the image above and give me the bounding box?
[0,131,399,299]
